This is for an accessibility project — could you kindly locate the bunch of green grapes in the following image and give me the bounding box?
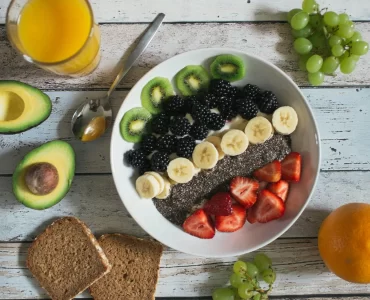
[212,253,276,300]
[288,0,369,85]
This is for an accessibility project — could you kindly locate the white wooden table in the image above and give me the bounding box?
[1,0,370,299]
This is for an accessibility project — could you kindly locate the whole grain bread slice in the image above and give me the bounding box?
[89,233,163,300]
[27,217,111,300]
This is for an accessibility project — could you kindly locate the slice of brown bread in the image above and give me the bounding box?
[27,217,111,300]
[89,233,163,300]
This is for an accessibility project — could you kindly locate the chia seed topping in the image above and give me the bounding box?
[153,134,291,226]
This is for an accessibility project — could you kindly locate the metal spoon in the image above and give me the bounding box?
[71,13,165,142]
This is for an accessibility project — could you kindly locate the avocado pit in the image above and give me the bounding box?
[25,163,59,195]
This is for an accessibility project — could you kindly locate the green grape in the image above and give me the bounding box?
[230,273,247,288]
[309,14,322,28]
[253,294,261,300]
[351,41,369,55]
[246,262,259,278]
[308,71,325,86]
[212,288,235,300]
[331,44,345,57]
[238,283,254,299]
[302,0,317,13]
[233,260,248,275]
[306,54,323,73]
[262,269,277,284]
[299,54,311,71]
[328,35,343,47]
[351,54,360,62]
[261,294,268,300]
[340,57,357,74]
[287,8,302,24]
[349,31,362,42]
[291,24,313,38]
[253,253,272,272]
[338,13,349,25]
[339,50,349,62]
[308,31,327,48]
[291,11,309,30]
[323,11,339,27]
[321,56,339,74]
[337,24,354,38]
[293,37,312,54]
[347,21,355,29]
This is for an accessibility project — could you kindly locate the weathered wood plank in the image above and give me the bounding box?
[0,23,370,88]
[1,0,369,23]
[1,240,370,299]
[0,171,369,242]
[1,88,369,174]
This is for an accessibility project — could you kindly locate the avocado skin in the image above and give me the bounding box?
[0,80,52,134]
[12,140,76,210]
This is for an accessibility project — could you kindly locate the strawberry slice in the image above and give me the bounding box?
[253,160,281,183]
[281,152,301,182]
[248,190,285,223]
[183,209,215,239]
[215,204,247,232]
[230,177,259,208]
[203,192,233,216]
[267,180,289,202]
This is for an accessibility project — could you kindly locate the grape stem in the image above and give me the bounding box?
[241,271,272,295]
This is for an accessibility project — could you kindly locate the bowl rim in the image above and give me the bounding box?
[110,47,321,257]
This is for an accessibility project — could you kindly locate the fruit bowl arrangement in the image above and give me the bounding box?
[110,48,321,257]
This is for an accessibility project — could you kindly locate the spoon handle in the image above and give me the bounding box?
[106,13,165,99]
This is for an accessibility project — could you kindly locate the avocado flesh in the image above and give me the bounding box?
[13,140,75,210]
[0,81,52,134]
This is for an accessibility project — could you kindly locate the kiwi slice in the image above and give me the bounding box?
[120,107,152,143]
[210,54,246,82]
[141,77,174,114]
[175,65,210,96]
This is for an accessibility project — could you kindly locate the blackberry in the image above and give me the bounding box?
[235,98,258,120]
[220,107,238,121]
[191,102,211,124]
[124,149,146,168]
[209,79,233,97]
[202,93,220,108]
[151,113,169,135]
[176,136,196,158]
[243,84,261,102]
[151,151,170,172]
[229,86,241,100]
[190,122,209,140]
[140,135,157,154]
[184,96,197,113]
[207,113,226,130]
[163,95,185,116]
[257,91,279,114]
[138,159,152,175]
[217,96,234,113]
[169,116,191,136]
[157,134,177,154]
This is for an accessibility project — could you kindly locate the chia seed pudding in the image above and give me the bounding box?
[153,134,291,226]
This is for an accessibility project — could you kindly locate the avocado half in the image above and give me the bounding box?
[0,81,52,134]
[13,140,75,210]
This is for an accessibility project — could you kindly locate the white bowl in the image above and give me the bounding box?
[110,48,321,257]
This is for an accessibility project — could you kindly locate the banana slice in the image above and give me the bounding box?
[192,141,219,169]
[206,135,225,160]
[156,177,171,199]
[145,172,165,194]
[190,159,202,175]
[220,129,249,156]
[272,106,298,135]
[244,116,273,144]
[167,158,195,183]
[135,174,161,199]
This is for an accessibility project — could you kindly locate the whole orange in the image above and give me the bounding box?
[318,203,370,283]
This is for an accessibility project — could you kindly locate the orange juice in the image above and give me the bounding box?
[15,0,100,76]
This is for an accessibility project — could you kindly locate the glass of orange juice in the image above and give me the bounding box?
[6,0,101,77]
